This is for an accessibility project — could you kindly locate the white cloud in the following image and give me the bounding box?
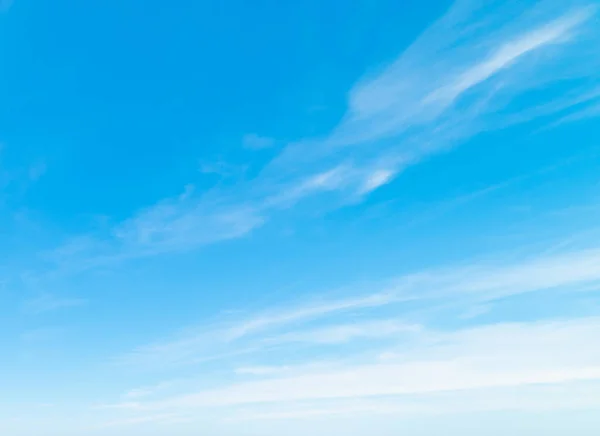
[41,0,600,275]
[119,291,399,367]
[327,1,597,149]
[223,291,398,341]
[422,247,600,301]
[111,196,264,251]
[118,244,600,370]
[262,320,421,346]
[357,169,395,195]
[111,317,600,412]
[232,381,600,421]
[44,193,266,275]
[263,165,354,208]
[423,8,592,109]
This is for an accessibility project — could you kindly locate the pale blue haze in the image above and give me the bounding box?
[2,0,600,434]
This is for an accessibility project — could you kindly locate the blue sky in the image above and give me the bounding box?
[2,0,600,434]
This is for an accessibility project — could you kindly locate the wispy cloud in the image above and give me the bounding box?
[111,196,263,256]
[42,192,266,275]
[275,1,597,159]
[223,292,398,341]
[357,169,395,195]
[401,247,600,302]
[420,8,592,111]
[120,244,600,368]
[41,0,600,276]
[261,320,421,346]
[548,101,600,127]
[108,317,600,414]
[120,291,398,367]
[231,381,600,421]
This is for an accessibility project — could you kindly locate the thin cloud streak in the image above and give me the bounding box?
[41,0,599,276]
[112,317,600,411]
[120,244,600,368]
[548,101,600,128]
[260,320,421,346]
[422,8,593,109]
[231,381,600,421]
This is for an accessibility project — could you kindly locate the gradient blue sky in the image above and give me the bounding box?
[2,0,600,435]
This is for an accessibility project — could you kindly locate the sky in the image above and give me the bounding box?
[2,0,600,434]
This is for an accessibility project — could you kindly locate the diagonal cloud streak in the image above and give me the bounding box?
[120,244,600,368]
[39,0,600,279]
